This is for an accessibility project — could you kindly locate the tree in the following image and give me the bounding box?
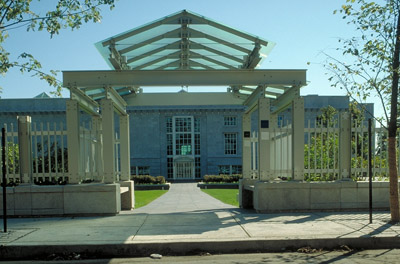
[0,0,115,95]
[325,0,400,222]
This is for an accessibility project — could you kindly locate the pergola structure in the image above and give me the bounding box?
[63,10,307,194]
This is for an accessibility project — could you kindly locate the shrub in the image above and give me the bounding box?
[203,174,242,183]
[131,175,166,185]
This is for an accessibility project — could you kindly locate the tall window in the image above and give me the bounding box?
[224,133,237,155]
[165,116,201,178]
[175,117,192,155]
[224,116,237,126]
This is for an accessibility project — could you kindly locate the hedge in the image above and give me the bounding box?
[131,175,166,185]
[203,174,242,183]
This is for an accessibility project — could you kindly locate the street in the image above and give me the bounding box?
[2,249,400,263]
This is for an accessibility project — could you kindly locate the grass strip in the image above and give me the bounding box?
[201,189,239,207]
[135,190,168,208]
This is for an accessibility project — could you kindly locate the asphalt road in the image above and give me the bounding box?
[2,249,400,263]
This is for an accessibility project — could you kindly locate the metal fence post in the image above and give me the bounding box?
[2,127,7,232]
[339,112,352,180]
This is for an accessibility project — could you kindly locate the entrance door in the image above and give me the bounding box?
[174,160,194,179]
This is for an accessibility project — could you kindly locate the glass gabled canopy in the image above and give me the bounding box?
[95,10,275,71]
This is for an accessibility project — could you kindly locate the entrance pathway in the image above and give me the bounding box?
[130,182,236,214]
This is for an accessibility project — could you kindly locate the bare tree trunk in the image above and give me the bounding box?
[389,5,400,223]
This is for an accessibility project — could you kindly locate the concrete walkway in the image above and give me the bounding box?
[1,183,400,259]
[131,182,235,214]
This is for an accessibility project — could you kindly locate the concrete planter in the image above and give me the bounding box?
[240,180,392,213]
[0,182,135,216]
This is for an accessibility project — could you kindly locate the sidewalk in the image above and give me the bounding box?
[1,183,400,259]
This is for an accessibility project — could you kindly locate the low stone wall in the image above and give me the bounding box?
[240,180,391,213]
[0,182,131,216]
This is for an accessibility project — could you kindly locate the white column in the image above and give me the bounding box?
[66,100,81,184]
[17,116,32,184]
[92,116,103,182]
[101,99,115,184]
[292,97,305,181]
[258,97,272,181]
[119,114,130,181]
[339,111,352,180]
[242,113,252,179]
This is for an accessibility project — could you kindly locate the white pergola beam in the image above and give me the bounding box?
[105,87,127,116]
[63,69,306,88]
[243,85,264,108]
[69,87,99,116]
[271,86,300,114]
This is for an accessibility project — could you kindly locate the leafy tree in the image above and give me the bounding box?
[325,0,400,222]
[0,0,115,95]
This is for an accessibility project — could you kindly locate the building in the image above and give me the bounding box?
[0,93,372,181]
[0,10,374,182]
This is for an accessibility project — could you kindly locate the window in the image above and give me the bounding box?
[195,134,200,155]
[166,117,172,133]
[167,158,173,178]
[218,165,242,175]
[232,165,242,174]
[195,157,201,178]
[218,165,230,175]
[224,116,237,126]
[194,117,201,132]
[131,166,150,175]
[167,134,173,155]
[176,134,192,155]
[224,133,237,155]
[175,117,192,133]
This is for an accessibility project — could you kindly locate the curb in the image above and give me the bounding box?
[2,237,400,260]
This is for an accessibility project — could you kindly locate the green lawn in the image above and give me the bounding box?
[135,190,168,208]
[201,189,239,207]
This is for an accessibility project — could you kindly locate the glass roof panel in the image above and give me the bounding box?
[190,24,255,49]
[95,10,274,71]
[115,24,180,46]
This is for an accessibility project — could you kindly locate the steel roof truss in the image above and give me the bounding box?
[119,28,181,55]
[190,42,243,64]
[154,60,180,70]
[187,60,215,70]
[188,28,251,54]
[127,40,180,64]
[132,51,181,70]
[190,51,236,69]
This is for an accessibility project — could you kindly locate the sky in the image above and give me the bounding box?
[1,0,368,108]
